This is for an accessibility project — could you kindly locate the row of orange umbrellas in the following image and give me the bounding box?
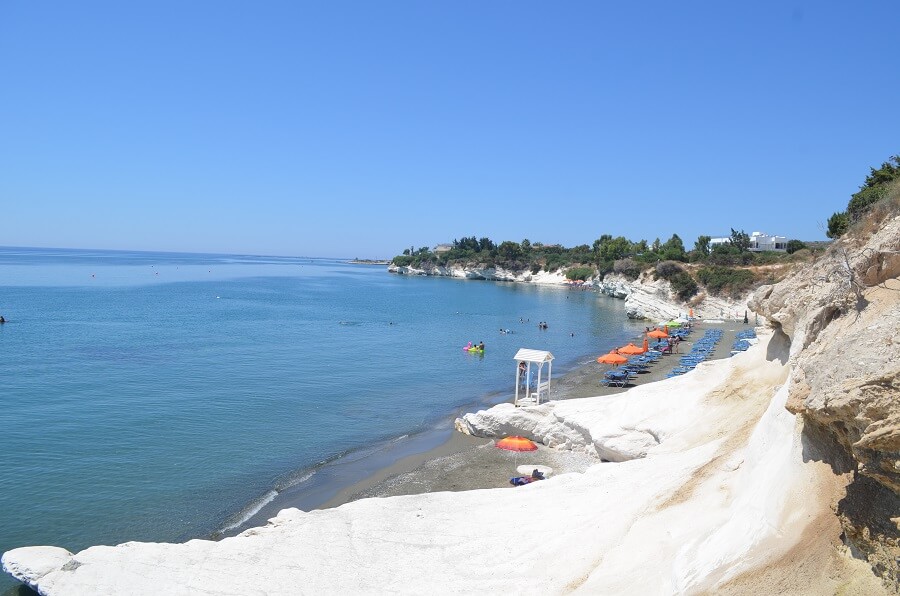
[597,336,654,364]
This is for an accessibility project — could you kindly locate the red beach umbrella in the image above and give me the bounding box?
[495,436,538,452]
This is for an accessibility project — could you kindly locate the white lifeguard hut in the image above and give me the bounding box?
[514,348,554,407]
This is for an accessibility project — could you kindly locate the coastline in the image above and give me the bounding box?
[217,313,642,536]
[318,319,749,509]
[221,316,744,534]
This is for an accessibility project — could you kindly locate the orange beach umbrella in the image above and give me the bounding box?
[618,343,646,355]
[597,351,628,365]
[495,436,538,452]
[647,329,668,339]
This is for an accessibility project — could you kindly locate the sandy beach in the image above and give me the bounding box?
[323,319,751,508]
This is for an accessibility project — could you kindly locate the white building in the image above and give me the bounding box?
[708,231,788,252]
[748,231,788,252]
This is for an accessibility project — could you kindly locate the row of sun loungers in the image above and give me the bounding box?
[731,328,757,354]
[601,346,667,387]
[602,325,757,386]
[666,328,721,378]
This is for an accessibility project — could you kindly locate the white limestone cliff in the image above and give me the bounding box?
[597,272,749,322]
[388,263,570,285]
[390,263,749,322]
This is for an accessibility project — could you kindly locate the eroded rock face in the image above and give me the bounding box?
[388,263,573,284]
[750,215,900,589]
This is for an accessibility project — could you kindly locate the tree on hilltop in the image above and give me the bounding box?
[694,235,711,256]
[729,228,751,252]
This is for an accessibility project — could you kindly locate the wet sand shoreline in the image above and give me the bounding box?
[321,320,751,509]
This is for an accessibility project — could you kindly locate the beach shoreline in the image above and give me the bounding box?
[317,319,751,509]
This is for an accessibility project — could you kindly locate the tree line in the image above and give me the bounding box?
[393,228,803,275]
[392,153,898,301]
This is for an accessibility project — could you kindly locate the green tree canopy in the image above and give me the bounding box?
[729,228,751,252]
[785,239,806,254]
[660,234,687,261]
[694,235,711,256]
[826,212,850,238]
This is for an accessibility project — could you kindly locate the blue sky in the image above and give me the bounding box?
[1,1,897,258]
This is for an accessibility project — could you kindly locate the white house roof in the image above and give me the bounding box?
[513,349,555,363]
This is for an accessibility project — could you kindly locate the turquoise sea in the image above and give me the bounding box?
[0,247,642,592]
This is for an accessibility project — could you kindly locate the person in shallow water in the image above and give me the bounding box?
[478,341,485,351]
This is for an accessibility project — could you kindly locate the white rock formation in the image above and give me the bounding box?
[388,263,569,285]
[4,332,884,595]
[597,272,750,322]
[390,264,750,321]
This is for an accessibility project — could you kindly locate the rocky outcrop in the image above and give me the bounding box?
[388,263,569,284]
[599,272,749,322]
[750,214,900,589]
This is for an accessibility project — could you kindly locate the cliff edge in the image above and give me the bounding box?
[750,214,900,588]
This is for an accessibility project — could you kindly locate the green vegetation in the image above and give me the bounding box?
[391,154,900,303]
[785,239,806,254]
[390,228,811,301]
[696,266,756,299]
[565,267,595,281]
[828,155,900,238]
[653,261,698,300]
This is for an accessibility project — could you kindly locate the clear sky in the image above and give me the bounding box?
[1,1,897,258]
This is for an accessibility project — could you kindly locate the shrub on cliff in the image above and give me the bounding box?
[653,261,698,301]
[826,211,850,238]
[669,272,699,300]
[707,243,754,266]
[612,258,643,281]
[785,239,807,254]
[697,266,756,298]
[828,155,899,238]
[565,266,595,281]
[654,261,684,280]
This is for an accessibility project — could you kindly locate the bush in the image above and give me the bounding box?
[655,261,684,280]
[544,254,567,272]
[697,266,756,298]
[785,240,806,254]
[565,266,595,281]
[669,272,699,301]
[707,245,754,266]
[612,258,643,281]
[826,211,850,238]
[597,260,615,278]
[750,251,795,265]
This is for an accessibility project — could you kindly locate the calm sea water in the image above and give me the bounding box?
[0,247,641,589]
